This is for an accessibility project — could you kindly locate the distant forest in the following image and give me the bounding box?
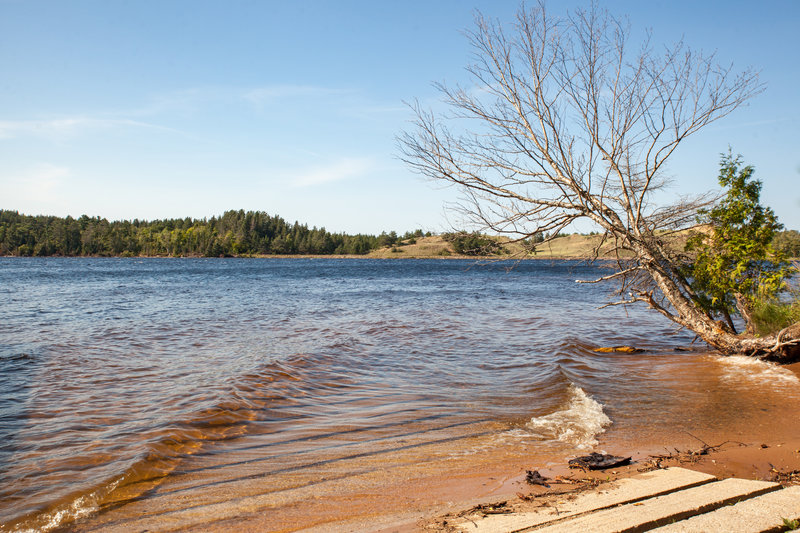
[0,210,420,257]
[2,209,798,258]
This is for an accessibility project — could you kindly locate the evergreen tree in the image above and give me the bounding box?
[686,152,793,333]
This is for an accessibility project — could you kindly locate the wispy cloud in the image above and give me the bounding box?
[129,87,236,117]
[0,117,181,140]
[0,83,372,141]
[289,157,375,188]
[103,85,354,117]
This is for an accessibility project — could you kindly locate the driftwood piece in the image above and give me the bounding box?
[593,346,642,353]
[516,476,602,501]
[568,452,632,470]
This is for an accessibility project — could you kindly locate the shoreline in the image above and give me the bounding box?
[0,253,617,260]
[407,361,800,532]
[413,437,800,533]
[184,433,800,533]
[205,362,800,532]
[8,361,799,532]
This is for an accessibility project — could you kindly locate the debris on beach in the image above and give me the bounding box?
[768,465,800,485]
[638,433,745,472]
[430,501,515,531]
[467,501,511,516]
[516,475,602,503]
[525,470,551,487]
[568,452,631,470]
[592,346,642,353]
[436,474,606,530]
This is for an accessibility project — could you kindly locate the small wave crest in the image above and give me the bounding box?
[512,384,611,450]
[715,355,800,391]
[6,476,121,533]
[2,352,360,533]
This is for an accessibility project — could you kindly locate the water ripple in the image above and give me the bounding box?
[1,258,796,532]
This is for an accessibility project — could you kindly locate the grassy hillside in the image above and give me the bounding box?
[366,233,617,259]
[366,236,454,258]
[524,233,618,258]
[366,231,699,259]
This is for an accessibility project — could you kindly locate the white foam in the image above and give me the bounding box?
[715,354,800,390]
[520,384,612,450]
[9,477,119,533]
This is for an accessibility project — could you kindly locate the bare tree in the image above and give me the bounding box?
[399,3,800,361]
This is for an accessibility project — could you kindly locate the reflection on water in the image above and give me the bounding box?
[0,258,798,531]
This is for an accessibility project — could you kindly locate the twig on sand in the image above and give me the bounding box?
[516,476,602,501]
[426,473,607,530]
[428,502,514,532]
[638,434,746,472]
[458,501,511,517]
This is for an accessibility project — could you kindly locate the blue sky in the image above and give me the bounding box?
[1,0,798,233]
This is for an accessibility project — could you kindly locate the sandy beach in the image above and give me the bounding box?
[160,363,800,533]
[411,362,800,532]
[174,422,799,533]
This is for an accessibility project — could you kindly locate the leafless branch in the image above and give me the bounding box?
[398,2,800,359]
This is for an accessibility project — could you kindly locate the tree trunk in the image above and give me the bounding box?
[721,309,737,335]
[640,248,800,363]
[734,293,756,335]
[702,322,800,363]
[664,288,800,362]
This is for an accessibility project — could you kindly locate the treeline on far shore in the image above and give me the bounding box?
[0,210,428,257]
[2,209,799,259]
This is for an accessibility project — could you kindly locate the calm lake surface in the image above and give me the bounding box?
[2,258,799,532]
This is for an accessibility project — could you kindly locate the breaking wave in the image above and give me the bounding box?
[715,354,800,391]
[517,384,612,450]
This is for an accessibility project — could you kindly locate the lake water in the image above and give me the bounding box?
[1,258,798,532]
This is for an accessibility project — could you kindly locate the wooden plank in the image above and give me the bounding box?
[457,467,716,532]
[531,478,780,533]
[651,485,800,533]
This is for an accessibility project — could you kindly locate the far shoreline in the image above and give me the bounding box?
[0,253,610,260]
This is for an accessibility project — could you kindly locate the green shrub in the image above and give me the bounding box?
[442,231,504,255]
[751,291,800,336]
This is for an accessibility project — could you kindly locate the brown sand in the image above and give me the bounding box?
[203,435,799,533]
[410,362,800,532]
[178,363,800,533]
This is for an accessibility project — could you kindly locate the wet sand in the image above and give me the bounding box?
[166,432,800,533]
[412,439,800,532]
